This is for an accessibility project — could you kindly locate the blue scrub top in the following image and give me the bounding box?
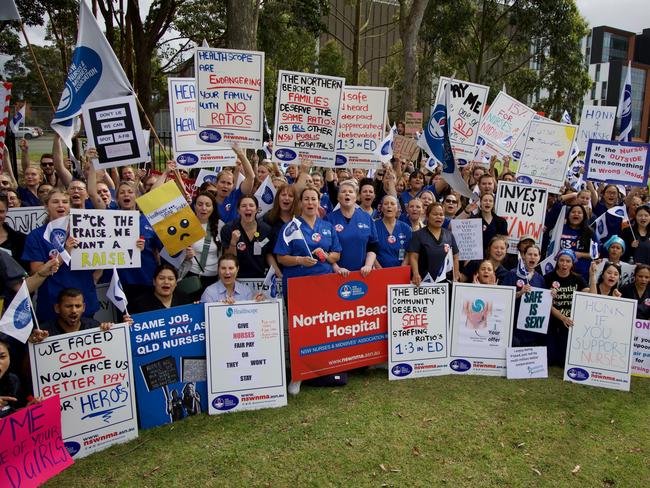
[218,187,243,224]
[118,213,162,286]
[374,219,412,268]
[326,208,378,271]
[17,187,41,207]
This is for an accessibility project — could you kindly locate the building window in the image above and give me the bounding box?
[601,81,607,99]
[591,82,597,99]
[595,64,600,81]
[602,32,629,62]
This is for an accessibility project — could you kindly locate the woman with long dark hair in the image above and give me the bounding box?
[620,264,650,319]
[559,204,593,281]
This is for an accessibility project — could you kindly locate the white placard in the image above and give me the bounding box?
[506,346,548,379]
[195,48,265,149]
[564,292,636,391]
[29,324,138,458]
[495,181,548,253]
[632,319,650,377]
[515,288,553,335]
[576,105,617,148]
[6,206,47,234]
[585,139,650,187]
[477,92,536,153]
[388,284,450,380]
[205,300,287,414]
[450,218,483,261]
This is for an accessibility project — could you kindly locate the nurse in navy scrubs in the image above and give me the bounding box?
[374,195,411,268]
[326,180,378,277]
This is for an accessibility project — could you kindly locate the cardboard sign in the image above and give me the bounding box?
[506,346,548,379]
[82,95,148,169]
[565,292,636,391]
[388,284,450,380]
[435,78,490,162]
[404,111,423,137]
[29,324,138,458]
[273,70,345,167]
[495,181,548,253]
[136,180,205,255]
[449,283,516,376]
[6,206,47,234]
[477,92,536,153]
[392,134,420,161]
[288,266,410,381]
[576,105,617,148]
[195,48,265,149]
[515,288,552,334]
[335,86,389,168]
[450,218,483,261]
[516,119,577,193]
[168,77,237,168]
[632,319,650,377]
[0,396,74,487]
[130,303,207,429]
[239,278,284,299]
[69,209,141,270]
[205,300,286,414]
[585,139,650,187]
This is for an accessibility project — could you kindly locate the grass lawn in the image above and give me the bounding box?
[47,368,649,487]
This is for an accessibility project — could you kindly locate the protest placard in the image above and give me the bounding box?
[632,319,650,377]
[239,278,283,299]
[205,300,286,413]
[392,134,420,161]
[565,292,636,391]
[136,180,205,255]
[129,303,207,429]
[30,324,138,458]
[585,139,650,187]
[288,266,410,381]
[273,70,345,167]
[335,86,389,168]
[436,77,490,162]
[168,78,237,168]
[81,95,148,169]
[506,347,548,379]
[5,206,47,234]
[450,219,483,261]
[0,396,74,487]
[516,119,578,193]
[495,181,548,253]
[404,111,423,137]
[69,209,141,270]
[477,91,536,153]
[449,283,516,376]
[195,47,265,149]
[388,283,450,380]
[515,288,552,335]
[576,105,617,148]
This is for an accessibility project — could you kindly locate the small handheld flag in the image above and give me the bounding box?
[106,268,128,314]
[0,281,35,343]
[254,175,277,217]
[435,247,454,283]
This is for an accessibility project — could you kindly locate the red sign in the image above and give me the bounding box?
[287,267,411,381]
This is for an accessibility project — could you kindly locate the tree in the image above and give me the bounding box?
[398,0,429,115]
[226,0,260,51]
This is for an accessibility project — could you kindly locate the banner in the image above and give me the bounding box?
[273,70,345,167]
[0,396,74,487]
[449,218,483,261]
[288,266,410,381]
[205,300,286,413]
[564,292,636,391]
[585,139,650,187]
[495,181,548,253]
[576,105,617,148]
[129,303,207,429]
[335,86,389,168]
[435,77,490,162]
[632,319,650,377]
[516,119,578,193]
[69,209,141,270]
[449,283,516,376]
[6,206,47,234]
[136,180,205,255]
[515,288,552,335]
[168,78,237,168]
[30,324,138,458]
[404,111,422,137]
[477,92,536,153]
[388,284,450,380]
[506,346,548,379]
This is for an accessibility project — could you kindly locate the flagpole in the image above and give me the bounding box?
[19,23,56,113]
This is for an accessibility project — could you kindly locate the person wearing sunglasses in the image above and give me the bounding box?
[443,194,459,218]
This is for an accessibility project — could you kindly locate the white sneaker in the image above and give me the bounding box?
[288,380,301,396]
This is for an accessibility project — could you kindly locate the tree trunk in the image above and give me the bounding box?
[351,0,361,85]
[226,0,260,50]
[399,0,430,115]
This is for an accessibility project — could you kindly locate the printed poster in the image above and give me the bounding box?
[585,139,650,187]
[632,319,650,377]
[515,288,553,335]
[506,346,548,379]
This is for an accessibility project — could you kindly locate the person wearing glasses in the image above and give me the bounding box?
[443,194,459,219]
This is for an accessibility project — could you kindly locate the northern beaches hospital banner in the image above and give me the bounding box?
[288,267,410,381]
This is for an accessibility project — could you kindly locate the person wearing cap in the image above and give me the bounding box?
[621,204,650,265]
[544,249,586,366]
[597,235,634,286]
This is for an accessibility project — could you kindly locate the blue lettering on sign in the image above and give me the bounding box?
[199,130,222,143]
[391,363,413,377]
[177,153,199,166]
[566,367,589,381]
[275,149,297,162]
[212,394,239,411]
[337,281,368,301]
[335,154,347,166]
[64,441,81,457]
[299,332,387,356]
[54,46,103,119]
[449,359,472,372]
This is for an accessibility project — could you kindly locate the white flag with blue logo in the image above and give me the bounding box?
[590,239,600,260]
[262,266,279,298]
[540,205,567,275]
[51,1,134,149]
[0,281,34,343]
[435,247,454,283]
[422,273,434,283]
[283,217,311,254]
[44,215,71,264]
[374,124,395,160]
[9,103,26,135]
[617,61,632,142]
[106,268,128,313]
[254,175,276,217]
[517,257,529,282]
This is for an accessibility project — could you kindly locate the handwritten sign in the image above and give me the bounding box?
[273,70,345,167]
[6,206,47,234]
[576,105,617,148]
[168,77,237,168]
[392,134,420,161]
[69,209,141,270]
[335,86,388,168]
[516,119,577,193]
[388,284,450,380]
[205,300,287,414]
[495,181,548,253]
[477,92,536,153]
[565,292,636,391]
[29,324,138,458]
[0,396,74,487]
[195,47,265,149]
[506,347,548,379]
[450,218,483,260]
[516,288,552,334]
[404,111,423,137]
[632,319,650,377]
[585,139,650,187]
